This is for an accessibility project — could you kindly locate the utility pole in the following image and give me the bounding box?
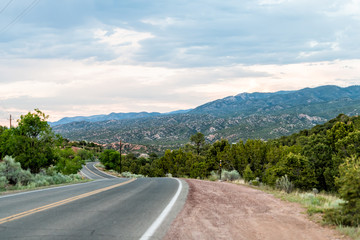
[119,139,122,173]
[219,159,222,181]
[9,114,12,128]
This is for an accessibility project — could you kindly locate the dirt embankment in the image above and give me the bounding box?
[165,179,349,240]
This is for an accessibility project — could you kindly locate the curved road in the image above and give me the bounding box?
[0,164,188,239]
[80,162,117,179]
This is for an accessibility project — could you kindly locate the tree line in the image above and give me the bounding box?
[99,114,360,191]
[0,109,99,175]
[2,110,360,226]
[99,113,360,226]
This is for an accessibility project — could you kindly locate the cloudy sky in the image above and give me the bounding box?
[1,0,360,125]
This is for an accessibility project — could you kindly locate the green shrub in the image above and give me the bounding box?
[0,176,8,190]
[324,156,360,226]
[243,164,255,182]
[0,156,32,186]
[222,170,241,181]
[32,174,50,187]
[276,175,294,193]
[249,177,261,186]
[0,155,84,191]
[209,171,219,181]
[121,171,144,178]
[302,193,321,206]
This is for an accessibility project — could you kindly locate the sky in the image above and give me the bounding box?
[1,0,360,126]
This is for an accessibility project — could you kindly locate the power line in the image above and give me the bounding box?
[0,0,14,14]
[0,0,40,34]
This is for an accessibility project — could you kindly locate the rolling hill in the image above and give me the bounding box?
[53,85,360,151]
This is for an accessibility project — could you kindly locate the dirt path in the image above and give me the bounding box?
[164,179,349,240]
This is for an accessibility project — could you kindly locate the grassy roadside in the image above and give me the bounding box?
[94,162,145,178]
[0,156,93,195]
[207,170,360,239]
[246,183,360,239]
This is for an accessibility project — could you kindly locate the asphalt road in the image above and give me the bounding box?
[80,162,117,179]
[0,166,188,240]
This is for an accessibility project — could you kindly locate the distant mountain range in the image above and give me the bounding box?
[53,85,360,151]
[50,109,191,126]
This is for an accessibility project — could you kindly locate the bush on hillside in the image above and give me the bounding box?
[222,170,241,181]
[121,172,144,178]
[325,156,360,226]
[0,155,84,191]
[0,156,32,186]
[276,175,294,193]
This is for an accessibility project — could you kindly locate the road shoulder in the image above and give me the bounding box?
[152,178,189,240]
[164,179,349,240]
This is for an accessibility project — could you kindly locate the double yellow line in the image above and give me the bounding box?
[0,178,136,225]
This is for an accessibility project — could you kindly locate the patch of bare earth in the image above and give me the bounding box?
[164,179,349,240]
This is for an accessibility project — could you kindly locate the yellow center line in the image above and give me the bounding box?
[84,164,104,178]
[0,178,136,225]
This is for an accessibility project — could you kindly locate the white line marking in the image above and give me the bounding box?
[84,164,104,179]
[0,179,108,199]
[139,178,183,240]
[92,163,117,178]
[80,170,92,179]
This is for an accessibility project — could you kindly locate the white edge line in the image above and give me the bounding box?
[80,170,92,179]
[0,179,107,199]
[139,178,183,240]
[92,163,118,178]
[84,164,104,179]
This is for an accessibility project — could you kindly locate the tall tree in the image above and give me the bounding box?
[190,132,205,155]
[2,109,57,173]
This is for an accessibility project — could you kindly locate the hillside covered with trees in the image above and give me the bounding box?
[2,109,360,226]
[100,113,360,226]
[53,85,360,150]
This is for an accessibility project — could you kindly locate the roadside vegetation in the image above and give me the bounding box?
[0,156,84,191]
[98,113,360,238]
[0,109,99,192]
[2,110,360,237]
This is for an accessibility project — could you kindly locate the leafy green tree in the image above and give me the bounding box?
[326,121,354,148]
[55,148,84,175]
[139,163,151,176]
[302,135,332,190]
[157,150,174,174]
[110,151,121,173]
[2,109,57,173]
[190,132,206,155]
[207,139,231,173]
[244,139,267,179]
[243,164,255,182]
[99,149,116,170]
[77,149,94,161]
[190,161,207,179]
[325,156,360,226]
[229,141,248,174]
[335,131,360,159]
[275,153,317,190]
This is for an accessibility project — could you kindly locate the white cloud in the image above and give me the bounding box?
[173,60,360,98]
[258,0,290,5]
[141,17,178,28]
[94,28,154,47]
[324,0,360,19]
[93,27,154,61]
[1,1,360,126]
[1,57,359,126]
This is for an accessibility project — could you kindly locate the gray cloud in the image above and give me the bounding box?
[1,0,360,124]
[1,0,359,67]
